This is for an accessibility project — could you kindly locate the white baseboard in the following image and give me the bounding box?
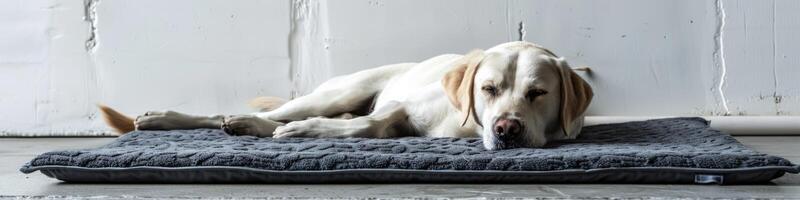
[0,130,116,137]
[586,116,800,136]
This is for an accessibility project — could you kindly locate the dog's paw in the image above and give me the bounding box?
[272,119,324,138]
[135,111,195,130]
[222,115,281,137]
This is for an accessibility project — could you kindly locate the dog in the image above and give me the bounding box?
[99,41,593,150]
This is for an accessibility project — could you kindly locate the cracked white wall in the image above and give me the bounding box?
[1,0,798,136]
[1,0,292,136]
[720,0,800,115]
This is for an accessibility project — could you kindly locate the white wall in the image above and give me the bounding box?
[1,0,798,136]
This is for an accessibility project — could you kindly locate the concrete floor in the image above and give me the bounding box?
[1,137,799,199]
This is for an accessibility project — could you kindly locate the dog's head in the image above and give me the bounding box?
[443,41,593,150]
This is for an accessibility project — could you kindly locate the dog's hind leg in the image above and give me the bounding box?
[257,63,413,121]
[135,111,225,131]
[272,101,412,138]
[223,63,414,136]
[97,105,225,133]
[132,110,281,137]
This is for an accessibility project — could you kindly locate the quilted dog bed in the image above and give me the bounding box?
[20,117,799,184]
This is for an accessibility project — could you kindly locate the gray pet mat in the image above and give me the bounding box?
[21,117,799,184]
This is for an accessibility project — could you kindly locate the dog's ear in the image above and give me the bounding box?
[442,50,485,127]
[556,57,593,136]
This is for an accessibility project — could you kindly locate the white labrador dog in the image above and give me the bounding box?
[99,41,593,150]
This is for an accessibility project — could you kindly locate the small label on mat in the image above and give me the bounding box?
[695,174,724,184]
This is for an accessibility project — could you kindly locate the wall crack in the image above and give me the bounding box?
[771,0,782,114]
[517,21,526,41]
[83,0,102,127]
[713,0,730,115]
[288,0,303,99]
[288,0,330,99]
[83,0,99,52]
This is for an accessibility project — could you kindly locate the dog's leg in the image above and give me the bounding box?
[135,110,282,137]
[224,63,414,136]
[257,63,412,122]
[223,89,377,137]
[221,115,283,137]
[135,111,224,130]
[224,88,378,137]
[272,101,411,138]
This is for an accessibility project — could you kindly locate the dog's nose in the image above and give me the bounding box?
[494,119,522,140]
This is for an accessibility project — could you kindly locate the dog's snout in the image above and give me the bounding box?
[494,118,522,140]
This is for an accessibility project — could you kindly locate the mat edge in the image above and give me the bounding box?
[27,165,797,184]
[21,164,800,174]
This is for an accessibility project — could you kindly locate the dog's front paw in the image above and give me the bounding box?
[272,119,323,138]
[222,115,281,137]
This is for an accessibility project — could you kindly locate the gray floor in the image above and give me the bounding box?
[1,136,799,199]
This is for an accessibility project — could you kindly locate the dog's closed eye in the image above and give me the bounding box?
[482,85,498,96]
[525,89,548,101]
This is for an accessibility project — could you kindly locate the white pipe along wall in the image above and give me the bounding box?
[1,0,798,136]
[585,116,800,135]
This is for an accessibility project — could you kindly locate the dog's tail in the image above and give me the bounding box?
[248,96,287,112]
[97,104,136,134]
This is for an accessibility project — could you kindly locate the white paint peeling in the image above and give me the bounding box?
[713,0,731,115]
[288,0,331,98]
[83,0,102,126]
[288,0,301,99]
[83,0,99,52]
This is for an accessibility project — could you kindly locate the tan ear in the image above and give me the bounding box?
[442,50,485,127]
[556,57,593,136]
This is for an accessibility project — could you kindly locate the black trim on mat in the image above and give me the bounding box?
[22,165,800,184]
